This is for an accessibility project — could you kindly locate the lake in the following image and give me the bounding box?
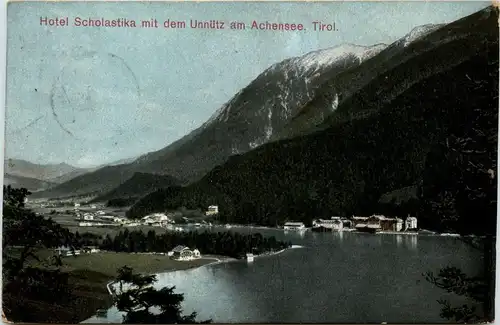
[83,228,483,323]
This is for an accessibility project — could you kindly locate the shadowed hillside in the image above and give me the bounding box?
[91,172,181,204]
[127,7,498,231]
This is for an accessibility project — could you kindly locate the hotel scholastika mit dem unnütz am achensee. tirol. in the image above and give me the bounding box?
[39,16,337,31]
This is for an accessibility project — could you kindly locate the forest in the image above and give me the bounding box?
[77,229,291,258]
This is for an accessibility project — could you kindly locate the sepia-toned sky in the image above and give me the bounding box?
[5,1,489,167]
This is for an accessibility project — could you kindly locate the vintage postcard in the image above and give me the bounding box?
[2,1,498,324]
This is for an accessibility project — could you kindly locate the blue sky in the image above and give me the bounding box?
[5,1,489,167]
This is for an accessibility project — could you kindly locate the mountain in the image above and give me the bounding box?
[273,23,446,139]
[4,173,57,192]
[3,156,138,192]
[126,7,498,231]
[33,7,496,200]
[32,42,392,198]
[90,172,181,203]
[200,43,388,152]
[34,23,444,199]
[4,159,94,184]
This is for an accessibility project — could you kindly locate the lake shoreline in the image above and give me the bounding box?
[107,254,239,294]
[105,248,294,295]
[66,252,233,324]
[79,233,479,324]
[85,248,295,323]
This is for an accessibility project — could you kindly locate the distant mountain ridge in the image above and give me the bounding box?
[4,173,57,192]
[4,156,139,192]
[4,158,93,183]
[31,27,439,199]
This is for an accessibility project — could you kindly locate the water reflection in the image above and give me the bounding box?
[396,235,402,247]
[284,230,306,238]
[82,228,479,324]
[334,231,344,242]
[406,235,418,250]
[156,264,259,322]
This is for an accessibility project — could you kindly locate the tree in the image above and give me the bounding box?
[424,266,488,323]
[114,266,212,324]
[2,185,76,322]
[422,60,498,323]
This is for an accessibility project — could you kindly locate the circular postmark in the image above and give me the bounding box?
[50,50,141,140]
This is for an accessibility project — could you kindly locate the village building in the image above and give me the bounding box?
[169,245,202,261]
[83,246,100,254]
[283,221,306,230]
[380,216,403,232]
[313,218,343,231]
[147,213,170,221]
[113,217,125,223]
[405,216,418,230]
[355,216,382,233]
[351,216,369,226]
[353,215,403,233]
[142,213,172,226]
[205,205,219,216]
[341,218,353,228]
[125,222,140,227]
[55,245,81,257]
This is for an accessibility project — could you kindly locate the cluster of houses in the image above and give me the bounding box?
[75,209,127,227]
[284,215,418,234]
[55,243,205,262]
[54,243,205,261]
[73,205,186,231]
[55,245,100,257]
[73,204,220,231]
